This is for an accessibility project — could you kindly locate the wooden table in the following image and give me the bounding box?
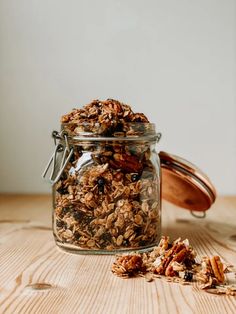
[0,195,236,314]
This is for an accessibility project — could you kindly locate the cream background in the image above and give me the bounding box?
[0,0,235,194]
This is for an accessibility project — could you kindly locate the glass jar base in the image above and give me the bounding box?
[55,240,160,255]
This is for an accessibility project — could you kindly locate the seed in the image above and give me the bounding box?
[64,229,73,238]
[85,192,93,202]
[106,213,116,228]
[129,233,136,241]
[141,202,149,212]
[134,214,143,225]
[68,185,73,194]
[94,227,105,238]
[87,239,96,247]
[88,200,97,209]
[151,202,158,209]
[111,228,118,236]
[116,235,123,246]
[124,229,134,239]
[117,199,124,207]
[149,210,158,220]
[108,203,115,210]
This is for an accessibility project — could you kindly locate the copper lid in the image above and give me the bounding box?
[159,151,217,212]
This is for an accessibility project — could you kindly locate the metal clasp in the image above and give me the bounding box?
[42,131,74,185]
[190,211,206,219]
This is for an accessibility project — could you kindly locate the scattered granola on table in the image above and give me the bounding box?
[53,99,161,252]
[111,236,236,296]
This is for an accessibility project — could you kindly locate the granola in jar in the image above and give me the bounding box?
[52,99,161,253]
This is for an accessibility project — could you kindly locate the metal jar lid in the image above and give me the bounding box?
[159,151,216,215]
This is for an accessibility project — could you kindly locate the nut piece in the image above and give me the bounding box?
[210,256,225,283]
[112,255,144,277]
[155,242,186,275]
[196,255,225,287]
[165,247,188,277]
[110,154,143,173]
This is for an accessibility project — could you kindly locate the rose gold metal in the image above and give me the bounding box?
[159,151,216,212]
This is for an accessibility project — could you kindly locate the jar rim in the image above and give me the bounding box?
[61,122,160,142]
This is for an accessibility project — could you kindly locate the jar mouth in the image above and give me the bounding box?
[61,122,160,142]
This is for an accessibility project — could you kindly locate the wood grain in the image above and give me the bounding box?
[0,194,236,314]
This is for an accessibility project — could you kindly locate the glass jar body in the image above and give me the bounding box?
[53,134,161,254]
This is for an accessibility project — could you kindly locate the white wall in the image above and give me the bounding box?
[0,0,235,195]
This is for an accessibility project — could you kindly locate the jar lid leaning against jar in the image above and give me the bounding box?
[159,151,216,218]
[42,99,216,254]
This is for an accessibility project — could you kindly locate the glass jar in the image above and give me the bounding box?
[44,123,162,254]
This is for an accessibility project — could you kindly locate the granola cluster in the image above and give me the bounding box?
[196,256,225,288]
[54,99,160,251]
[112,236,236,296]
[61,98,149,137]
[112,236,196,278]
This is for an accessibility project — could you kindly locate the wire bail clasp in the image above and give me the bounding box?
[42,131,74,185]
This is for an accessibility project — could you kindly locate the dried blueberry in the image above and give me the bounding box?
[134,226,142,235]
[73,211,85,221]
[97,177,105,192]
[56,220,65,228]
[139,240,149,246]
[123,240,129,247]
[57,187,68,195]
[60,173,67,180]
[98,177,105,186]
[101,232,112,242]
[99,186,104,193]
[74,231,81,240]
[69,153,76,163]
[61,207,69,215]
[131,173,140,182]
[184,271,193,282]
[185,258,195,268]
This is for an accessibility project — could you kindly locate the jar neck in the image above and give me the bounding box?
[60,122,161,143]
